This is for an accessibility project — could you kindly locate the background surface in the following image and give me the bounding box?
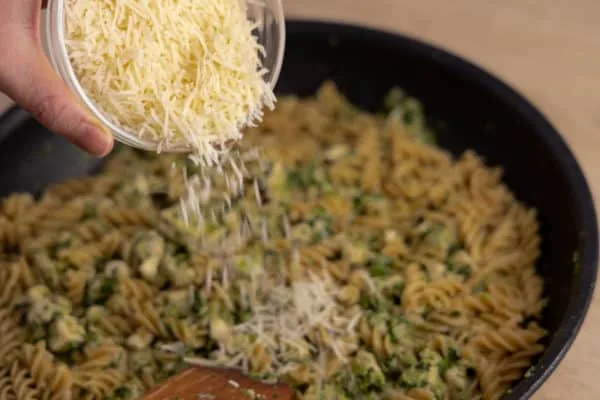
[1,1,599,398]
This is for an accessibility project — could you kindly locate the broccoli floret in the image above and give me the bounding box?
[351,351,386,393]
[400,367,427,389]
[165,262,195,289]
[445,365,469,391]
[352,193,387,216]
[48,315,86,353]
[423,224,456,253]
[129,231,166,282]
[438,348,460,376]
[82,201,97,219]
[324,144,351,161]
[368,254,394,277]
[233,307,252,324]
[159,289,193,317]
[104,260,131,280]
[109,381,145,400]
[85,275,118,305]
[266,162,288,193]
[419,348,443,366]
[111,387,132,399]
[129,349,155,373]
[126,328,154,350]
[85,305,108,323]
[304,384,351,400]
[51,232,78,253]
[359,294,389,313]
[446,248,473,279]
[308,208,334,243]
[230,250,263,277]
[287,164,329,190]
[383,87,406,110]
[332,352,385,397]
[191,290,206,316]
[447,262,472,279]
[290,223,314,244]
[139,257,162,283]
[342,241,371,264]
[209,315,231,342]
[25,286,72,326]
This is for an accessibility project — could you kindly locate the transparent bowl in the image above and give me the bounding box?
[44,0,286,153]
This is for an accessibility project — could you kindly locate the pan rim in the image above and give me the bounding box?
[0,18,597,400]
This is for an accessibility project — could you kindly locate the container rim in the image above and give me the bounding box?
[44,0,286,153]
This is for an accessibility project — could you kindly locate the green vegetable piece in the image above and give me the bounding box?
[439,348,459,375]
[112,387,133,399]
[368,254,393,277]
[400,367,427,389]
[383,87,406,110]
[48,315,86,353]
[351,350,386,393]
[85,276,118,305]
[420,129,437,145]
[359,293,393,313]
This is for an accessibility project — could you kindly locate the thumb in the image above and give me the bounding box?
[1,47,114,157]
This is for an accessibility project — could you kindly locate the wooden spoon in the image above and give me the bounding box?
[142,366,294,400]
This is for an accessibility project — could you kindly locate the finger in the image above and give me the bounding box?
[0,48,114,157]
[1,0,41,32]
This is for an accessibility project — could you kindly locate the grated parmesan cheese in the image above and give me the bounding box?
[64,0,275,161]
[180,269,363,379]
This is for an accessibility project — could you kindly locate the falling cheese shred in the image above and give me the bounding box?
[64,0,275,162]
[180,268,363,380]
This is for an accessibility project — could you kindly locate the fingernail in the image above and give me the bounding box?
[81,121,114,157]
[88,117,112,137]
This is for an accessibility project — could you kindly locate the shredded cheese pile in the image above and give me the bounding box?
[203,270,363,376]
[64,0,275,160]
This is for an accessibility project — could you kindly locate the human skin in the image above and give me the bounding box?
[0,0,114,157]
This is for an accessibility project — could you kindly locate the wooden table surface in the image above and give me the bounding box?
[1,1,599,398]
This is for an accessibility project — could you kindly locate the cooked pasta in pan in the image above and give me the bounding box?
[0,82,546,400]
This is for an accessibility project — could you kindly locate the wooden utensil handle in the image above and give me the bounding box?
[142,366,294,400]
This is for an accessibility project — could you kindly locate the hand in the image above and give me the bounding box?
[0,0,114,157]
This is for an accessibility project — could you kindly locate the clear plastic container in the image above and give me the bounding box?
[44,0,286,153]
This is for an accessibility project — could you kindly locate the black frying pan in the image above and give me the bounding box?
[0,20,597,400]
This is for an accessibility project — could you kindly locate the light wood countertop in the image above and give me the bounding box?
[1,1,598,398]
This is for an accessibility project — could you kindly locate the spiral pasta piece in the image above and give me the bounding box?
[384,388,436,400]
[119,278,157,303]
[10,361,39,400]
[0,262,22,308]
[0,218,29,253]
[469,325,546,355]
[90,314,134,338]
[125,301,168,338]
[0,309,26,367]
[20,342,73,400]
[98,207,153,227]
[358,315,394,357]
[72,368,123,400]
[63,270,89,306]
[0,366,16,400]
